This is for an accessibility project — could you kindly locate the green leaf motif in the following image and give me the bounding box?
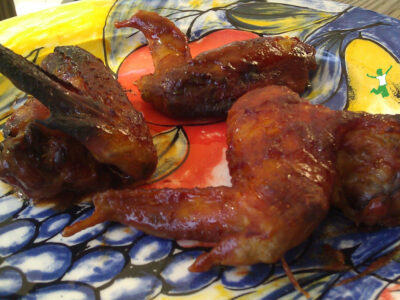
[226,2,337,38]
[147,126,189,184]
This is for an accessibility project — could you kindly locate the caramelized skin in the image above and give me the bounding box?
[65,86,372,271]
[334,119,400,226]
[116,10,317,119]
[65,86,400,270]
[0,45,157,199]
[115,10,191,70]
[0,44,157,180]
[0,98,112,199]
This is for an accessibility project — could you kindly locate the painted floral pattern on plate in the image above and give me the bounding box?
[0,0,400,299]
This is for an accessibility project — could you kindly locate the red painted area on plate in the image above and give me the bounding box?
[150,122,228,189]
[379,283,400,300]
[117,29,257,188]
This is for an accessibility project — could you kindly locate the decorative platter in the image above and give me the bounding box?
[1,0,400,299]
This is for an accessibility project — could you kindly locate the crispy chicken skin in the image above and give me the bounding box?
[0,45,157,199]
[64,86,400,270]
[334,120,400,226]
[115,10,317,119]
[60,86,339,270]
[0,97,114,199]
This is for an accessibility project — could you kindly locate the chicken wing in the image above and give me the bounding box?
[0,45,157,199]
[115,10,317,119]
[64,85,400,270]
[62,86,345,270]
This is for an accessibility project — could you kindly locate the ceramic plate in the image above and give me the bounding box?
[1,0,400,299]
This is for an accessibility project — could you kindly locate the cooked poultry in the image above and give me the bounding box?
[0,45,157,199]
[115,10,317,119]
[334,122,400,226]
[65,85,400,271]
[0,96,114,200]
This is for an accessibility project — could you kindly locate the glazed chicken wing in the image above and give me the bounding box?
[64,85,400,270]
[62,86,338,270]
[115,10,317,119]
[0,45,157,199]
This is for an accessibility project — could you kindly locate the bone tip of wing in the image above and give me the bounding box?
[114,10,151,29]
[62,209,107,237]
[188,252,215,273]
[114,19,133,29]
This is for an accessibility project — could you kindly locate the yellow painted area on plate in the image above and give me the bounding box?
[231,10,333,33]
[212,0,230,8]
[0,0,114,121]
[188,0,205,9]
[236,279,283,300]
[346,39,400,114]
[234,273,331,300]
[188,0,228,9]
[0,0,114,62]
[156,281,242,300]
